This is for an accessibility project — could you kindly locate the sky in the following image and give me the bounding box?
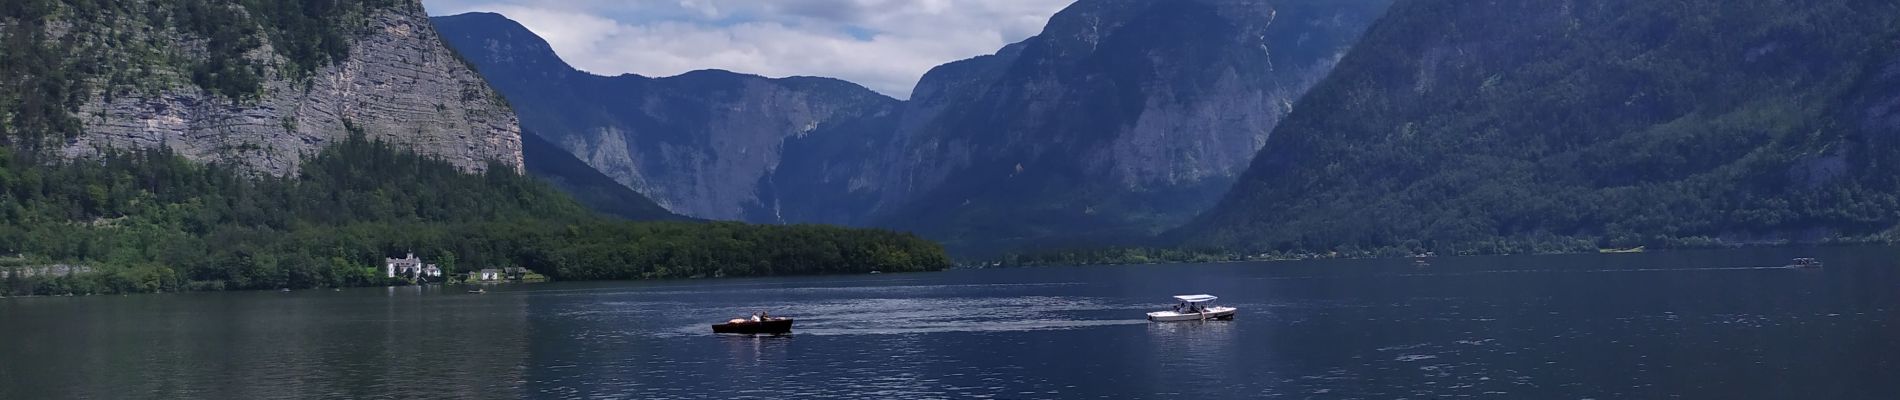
[421,0,1076,99]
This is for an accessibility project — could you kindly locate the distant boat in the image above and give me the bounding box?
[1787,258,1823,269]
[279,288,291,293]
[713,312,794,335]
[869,270,882,274]
[467,288,487,294]
[1147,294,1237,322]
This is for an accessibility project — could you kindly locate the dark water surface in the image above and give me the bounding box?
[4,247,1899,399]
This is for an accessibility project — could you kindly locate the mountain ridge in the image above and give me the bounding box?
[849,0,1395,251]
[435,11,905,224]
[435,0,1393,253]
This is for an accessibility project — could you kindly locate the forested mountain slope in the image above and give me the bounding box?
[0,136,948,295]
[1182,0,1900,254]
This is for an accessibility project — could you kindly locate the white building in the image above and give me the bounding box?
[385,253,443,278]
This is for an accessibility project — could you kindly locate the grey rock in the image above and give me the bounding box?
[62,2,520,175]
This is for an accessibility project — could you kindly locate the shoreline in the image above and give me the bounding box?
[0,268,933,299]
[982,241,1896,269]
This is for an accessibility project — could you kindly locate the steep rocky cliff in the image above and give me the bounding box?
[435,12,900,223]
[868,0,1392,248]
[1,0,520,174]
[521,129,681,221]
[436,0,1390,252]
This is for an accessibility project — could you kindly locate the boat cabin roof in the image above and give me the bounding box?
[1173,294,1218,303]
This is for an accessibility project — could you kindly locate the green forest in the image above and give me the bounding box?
[1179,0,1900,256]
[0,135,950,296]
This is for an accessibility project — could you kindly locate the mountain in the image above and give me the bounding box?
[520,130,680,221]
[0,0,952,296]
[1,0,521,174]
[434,12,901,224]
[865,0,1392,249]
[436,0,1391,252]
[1181,0,1900,254]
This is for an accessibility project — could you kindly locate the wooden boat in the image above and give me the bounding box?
[1787,258,1823,269]
[713,314,794,334]
[1147,294,1237,322]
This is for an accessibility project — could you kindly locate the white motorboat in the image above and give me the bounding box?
[1146,294,1237,322]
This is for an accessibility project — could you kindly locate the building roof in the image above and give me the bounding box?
[386,252,422,265]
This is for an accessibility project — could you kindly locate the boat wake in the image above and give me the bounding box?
[658,295,1154,337]
[796,319,1150,336]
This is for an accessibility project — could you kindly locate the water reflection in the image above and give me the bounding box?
[1143,320,1246,396]
[0,286,536,399]
[720,335,791,367]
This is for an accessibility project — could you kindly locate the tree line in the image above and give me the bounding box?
[0,134,949,296]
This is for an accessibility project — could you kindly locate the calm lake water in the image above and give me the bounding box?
[3,246,1898,399]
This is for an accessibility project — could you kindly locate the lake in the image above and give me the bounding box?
[3,246,1897,399]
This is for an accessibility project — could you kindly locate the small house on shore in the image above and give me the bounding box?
[471,269,503,282]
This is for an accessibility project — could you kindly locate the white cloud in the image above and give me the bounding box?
[423,0,1075,98]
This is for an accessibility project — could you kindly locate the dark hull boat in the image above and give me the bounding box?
[712,318,794,335]
[1787,258,1823,269]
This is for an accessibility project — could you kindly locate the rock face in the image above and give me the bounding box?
[436,12,901,223]
[521,129,681,221]
[436,0,1391,251]
[52,1,521,175]
[868,0,1392,248]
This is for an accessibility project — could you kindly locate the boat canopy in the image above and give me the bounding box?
[1173,294,1218,303]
